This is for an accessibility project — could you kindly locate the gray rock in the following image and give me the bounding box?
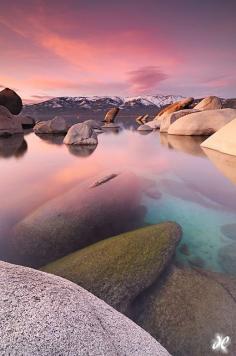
[0,105,23,136]
[137,124,153,131]
[64,121,98,145]
[201,118,236,156]
[42,222,182,313]
[194,96,222,111]
[160,109,199,133]
[218,243,236,274]
[34,115,81,134]
[0,261,169,356]
[10,172,147,267]
[34,116,69,134]
[131,266,236,356]
[168,108,236,136]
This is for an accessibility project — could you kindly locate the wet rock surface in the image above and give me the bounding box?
[42,222,182,313]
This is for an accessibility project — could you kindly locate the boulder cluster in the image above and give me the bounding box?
[0,88,122,153]
[137,95,236,157]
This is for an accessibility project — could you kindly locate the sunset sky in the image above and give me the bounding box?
[0,0,236,103]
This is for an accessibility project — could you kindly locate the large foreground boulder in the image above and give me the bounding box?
[10,172,147,267]
[157,97,194,118]
[0,261,169,356]
[0,106,23,136]
[201,118,236,156]
[194,96,222,111]
[42,223,182,313]
[168,108,236,136]
[131,266,236,356]
[64,120,100,145]
[0,88,22,115]
[160,109,199,133]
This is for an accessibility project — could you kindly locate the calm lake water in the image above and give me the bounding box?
[1,128,236,274]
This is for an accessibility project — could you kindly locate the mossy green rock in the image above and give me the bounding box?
[42,222,181,313]
[130,266,236,356]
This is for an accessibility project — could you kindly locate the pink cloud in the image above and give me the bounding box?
[127,66,168,94]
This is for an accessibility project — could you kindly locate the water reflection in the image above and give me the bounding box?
[0,129,236,274]
[203,148,236,185]
[67,144,97,157]
[0,135,28,159]
[160,133,206,157]
[36,134,64,146]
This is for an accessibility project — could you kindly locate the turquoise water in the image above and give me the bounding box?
[1,128,236,274]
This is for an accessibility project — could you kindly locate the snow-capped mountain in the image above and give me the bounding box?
[22,94,183,120]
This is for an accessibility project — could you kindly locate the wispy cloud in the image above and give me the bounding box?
[127,66,168,94]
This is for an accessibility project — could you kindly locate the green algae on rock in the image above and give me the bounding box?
[42,222,182,313]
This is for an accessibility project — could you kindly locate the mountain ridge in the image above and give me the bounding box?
[22,94,183,119]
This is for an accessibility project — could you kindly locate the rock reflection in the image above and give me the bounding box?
[36,134,64,146]
[67,144,97,157]
[0,135,28,159]
[160,133,206,157]
[203,148,236,185]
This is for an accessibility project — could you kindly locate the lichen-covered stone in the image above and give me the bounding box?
[42,222,182,313]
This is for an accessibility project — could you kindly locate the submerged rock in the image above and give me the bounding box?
[168,108,236,136]
[0,261,169,356]
[221,223,236,241]
[0,88,22,115]
[11,172,147,267]
[201,118,236,156]
[179,243,190,256]
[218,243,236,275]
[0,105,23,136]
[131,266,236,356]
[42,223,182,313]
[194,96,222,111]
